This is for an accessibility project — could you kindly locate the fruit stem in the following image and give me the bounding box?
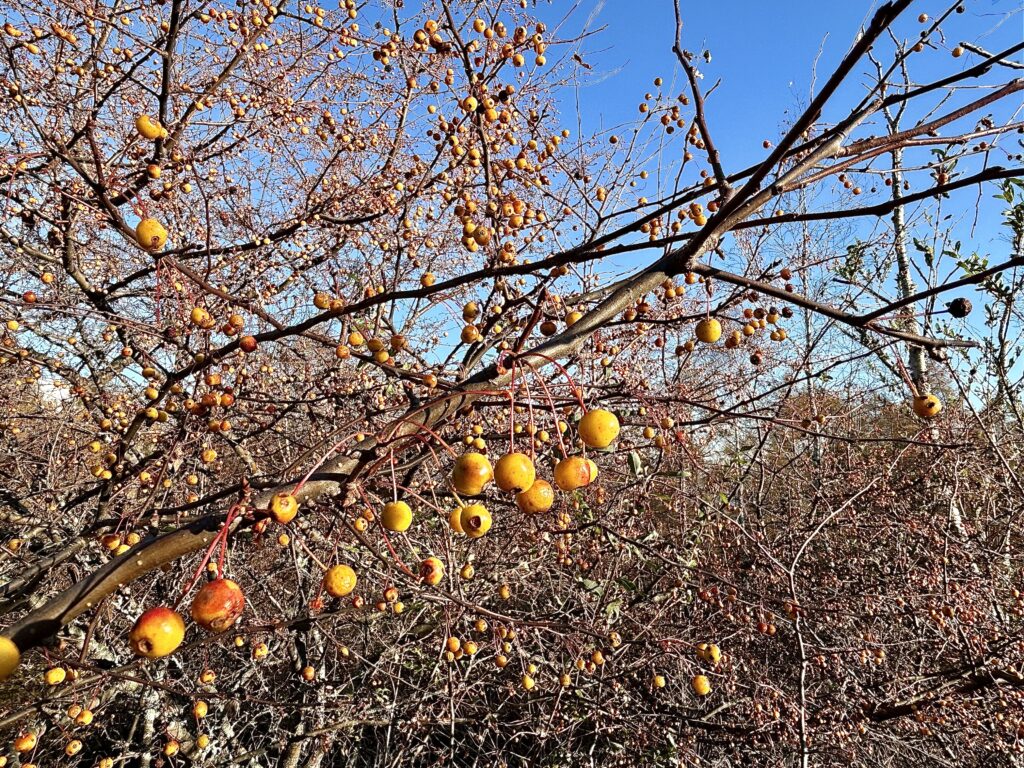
[507,357,517,453]
[382,417,459,458]
[519,369,538,461]
[389,452,398,502]
[175,502,241,607]
[894,355,920,397]
[519,358,569,459]
[519,351,586,410]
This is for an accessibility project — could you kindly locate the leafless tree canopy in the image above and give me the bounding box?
[0,0,1022,765]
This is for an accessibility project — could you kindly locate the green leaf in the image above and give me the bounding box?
[604,599,622,620]
[628,450,643,477]
[616,577,638,592]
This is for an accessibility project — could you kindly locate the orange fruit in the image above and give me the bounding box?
[324,564,357,597]
[579,409,620,448]
[912,394,942,419]
[129,606,186,658]
[381,500,413,532]
[554,456,591,491]
[515,479,555,514]
[452,452,493,496]
[494,452,536,493]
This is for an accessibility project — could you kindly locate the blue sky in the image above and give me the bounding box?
[555,0,1021,162]
[523,1,1023,330]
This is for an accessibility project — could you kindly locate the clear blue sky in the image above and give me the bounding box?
[553,0,1021,163]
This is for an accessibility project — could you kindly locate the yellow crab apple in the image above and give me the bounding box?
[494,452,536,493]
[14,732,37,752]
[516,479,555,514]
[135,218,168,251]
[269,492,298,524]
[704,643,722,664]
[448,506,465,534]
[554,456,592,490]
[135,114,165,140]
[189,306,212,329]
[579,409,620,448]
[691,674,712,696]
[324,564,357,597]
[459,504,492,538]
[382,500,413,532]
[0,636,20,680]
[452,452,493,496]
[129,606,186,658]
[419,556,445,585]
[695,318,722,344]
[191,578,245,632]
[912,393,942,419]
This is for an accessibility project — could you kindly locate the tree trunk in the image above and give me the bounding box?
[890,147,928,390]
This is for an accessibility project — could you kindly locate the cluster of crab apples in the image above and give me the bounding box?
[0,409,623,677]
[386,407,619,542]
[128,409,619,660]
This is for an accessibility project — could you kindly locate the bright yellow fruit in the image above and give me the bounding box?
[695,318,722,344]
[516,479,555,514]
[579,409,620,448]
[448,507,465,534]
[494,452,536,493]
[691,674,712,696]
[324,564,357,597]
[0,637,20,680]
[135,218,168,251]
[452,452,493,496]
[382,500,413,532]
[554,456,592,491]
[135,114,164,140]
[459,504,492,538]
